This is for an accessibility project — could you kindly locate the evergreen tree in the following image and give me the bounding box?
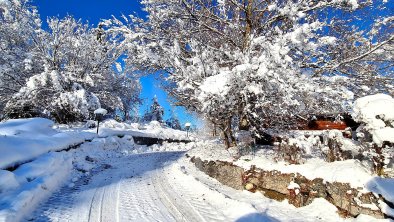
[143,96,164,122]
[166,116,181,130]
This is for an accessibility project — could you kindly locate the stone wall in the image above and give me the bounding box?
[190,156,391,219]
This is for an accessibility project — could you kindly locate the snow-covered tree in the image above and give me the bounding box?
[305,1,394,96]
[0,0,43,115]
[166,116,181,130]
[112,74,142,121]
[4,15,141,123]
[105,0,381,147]
[143,96,164,122]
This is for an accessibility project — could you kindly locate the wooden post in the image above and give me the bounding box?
[96,119,100,134]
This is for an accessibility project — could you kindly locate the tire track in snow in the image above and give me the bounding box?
[29,172,95,222]
[118,176,174,222]
[152,156,226,222]
[154,171,227,222]
[28,152,230,222]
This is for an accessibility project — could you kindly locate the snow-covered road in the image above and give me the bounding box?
[28,152,227,222]
[26,149,378,222]
[2,119,390,222]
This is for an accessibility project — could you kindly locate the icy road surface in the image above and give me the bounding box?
[28,151,363,222]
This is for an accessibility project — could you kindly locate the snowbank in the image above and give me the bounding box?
[98,120,193,141]
[0,118,55,136]
[0,118,95,169]
[0,152,72,222]
[0,170,19,192]
[0,135,137,222]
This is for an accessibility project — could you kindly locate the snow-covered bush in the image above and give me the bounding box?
[274,133,324,164]
[272,130,360,164]
[4,70,61,119]
[352,94,394,175]
[321,130,358,162]
[5,70,100,123]
[51,84,100,123]
[274,139,305,164]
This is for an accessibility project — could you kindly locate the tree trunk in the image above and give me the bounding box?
[222,129,231,148]
[221,117,237,149]
[227,117,237,147]
[242,0,254,51]
[212,123,217,137]
[239,114,250,130]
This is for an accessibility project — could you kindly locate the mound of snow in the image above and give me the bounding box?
[0,118,95,169]
[353,94,394,129]
[0,170,20,193]
[98,119,193,141]
[352,94,394,146]
[0,152,72,222]
[0,118,55,136]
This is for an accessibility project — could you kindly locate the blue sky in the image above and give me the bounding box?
[32,0,200,127]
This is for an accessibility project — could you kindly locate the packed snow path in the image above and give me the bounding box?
[28,152,226,222]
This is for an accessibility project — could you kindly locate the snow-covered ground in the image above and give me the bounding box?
[0,118,193,221]
[18,141,392,222]
[0,118,193,170]
[0,118,393,222]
